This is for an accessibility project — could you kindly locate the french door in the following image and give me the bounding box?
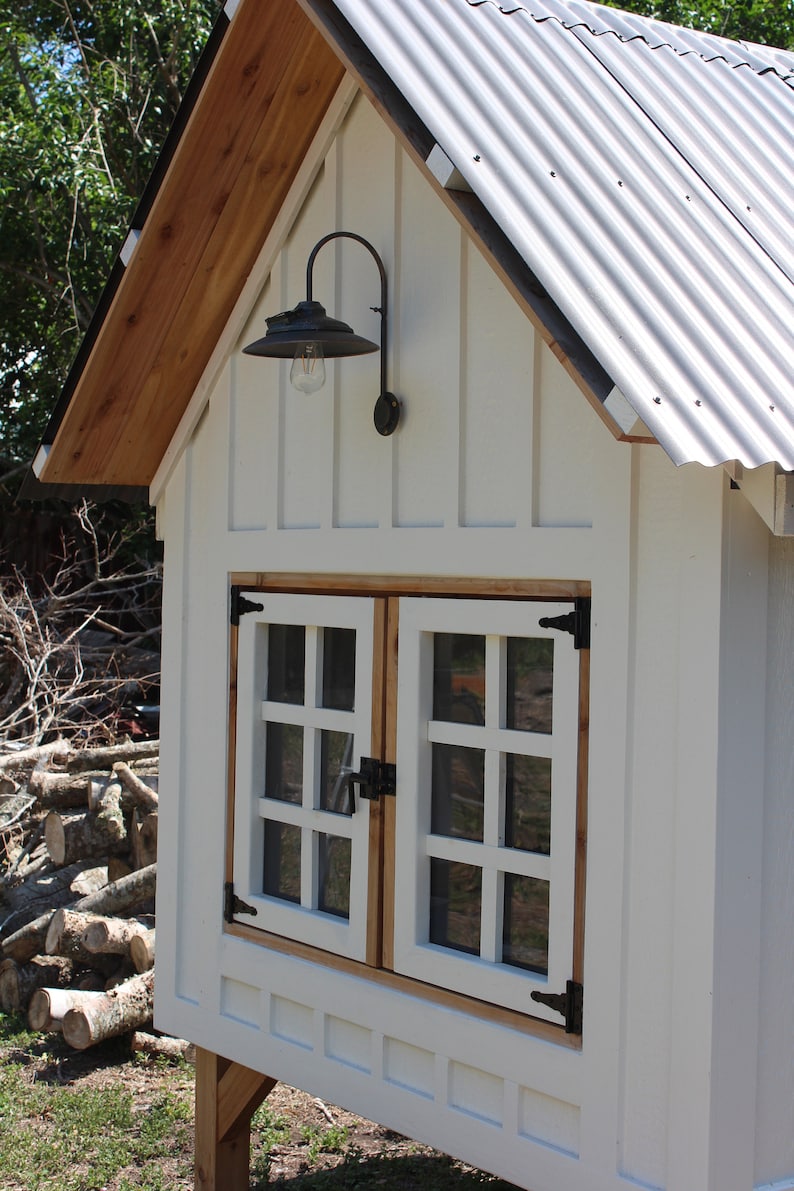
[228,581,588,1030]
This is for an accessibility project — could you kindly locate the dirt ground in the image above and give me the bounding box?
[3,1028,515,1190]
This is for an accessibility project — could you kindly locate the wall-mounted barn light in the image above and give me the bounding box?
[243,232,400,436]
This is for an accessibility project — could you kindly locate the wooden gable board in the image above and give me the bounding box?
[40,3,344,488]
[38,0,641,493]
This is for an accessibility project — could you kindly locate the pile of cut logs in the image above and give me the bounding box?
[0,738,175,1056]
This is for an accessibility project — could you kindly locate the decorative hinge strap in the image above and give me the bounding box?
[230,585,264,626]
[530,980,583,1035]
[538,596,591,649]
[224,881,258,923]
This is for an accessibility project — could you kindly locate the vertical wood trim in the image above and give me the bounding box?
[455,229,468,529]
[328,136,343,530]
[527,317,544,530]
[380,596,400,969]
[572,646,590,986]
[225,621,239,886]
[275,252,288,530]
[383,140,402,531]
[366,597,388,966]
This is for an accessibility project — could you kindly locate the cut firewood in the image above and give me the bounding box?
[28,770,110,809]
[44,781,127,866]
[0,956,72,1013]
[62,968,155,1049]
[130,809,158,870]
[112,762,158,813]
[130,928,155,973]
[131,1031,194,1063]
[29,986,95,1033]
[81,915,150,956]
[107,857,133,882]
[0,740,70,774]
[1,860,106,935]
[66,739,160,773]
[45,909,112,967]
[2,863,156,963]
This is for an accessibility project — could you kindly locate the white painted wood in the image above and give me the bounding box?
[393,597,580,1023]
[233,592,375,961]
[754,537,794,1187]
[334,95,396,529]
[461,239,534,528]
[535,348,598,528]
[394,151,462,528]
[708,480,767,1191]
[149,75,794,1191]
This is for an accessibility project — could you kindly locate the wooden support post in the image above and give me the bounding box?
[194,1047,276,1190]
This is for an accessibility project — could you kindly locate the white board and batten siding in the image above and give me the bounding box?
[154,89,794,1191]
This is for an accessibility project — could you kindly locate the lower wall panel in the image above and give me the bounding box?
[155,936,655,1191]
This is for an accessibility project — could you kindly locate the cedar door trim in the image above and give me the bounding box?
[225,574,590,1046]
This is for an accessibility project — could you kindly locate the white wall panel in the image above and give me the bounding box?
[394,152,461,528]
[230,281,277,531]
[755,538,794,1187]
[279,165,336,530]
[461,239,533,527]
[335,95,397,528]
[617,448,681,1189]
[535,348,597,527]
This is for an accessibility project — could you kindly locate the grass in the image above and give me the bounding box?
[0,1010,518,1191]
[0,1011,194,1190]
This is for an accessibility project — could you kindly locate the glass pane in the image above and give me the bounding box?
[502,874,549,975]
[506,637,554,734]
[320,730,354,815]
[318,833,351,919]
[265,722,303,803]
[263,821,301,903]
[433,634,486,725]
[505,755,551,854]
[322,627,356,711]
[431,743,484,841]
[267,624,305,704]
[429,858,481,955]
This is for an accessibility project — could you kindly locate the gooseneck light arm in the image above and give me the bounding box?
[305,232,398,435]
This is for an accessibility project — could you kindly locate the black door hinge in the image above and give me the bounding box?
[230,585,264,626]
[530,980,583,1034]
[539,596,591,649]
[345,757,396,811]
[224,881,258,923]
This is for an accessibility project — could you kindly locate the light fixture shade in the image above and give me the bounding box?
[242,300,378,359]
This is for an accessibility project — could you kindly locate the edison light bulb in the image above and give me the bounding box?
[290,343,326,393]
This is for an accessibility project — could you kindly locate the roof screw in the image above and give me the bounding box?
[550,170,556,177]
[618,180,624,187]
[770,405,776,412]
[685,195,691,201]
[695,399,702,406]
[473,154,481,162]
[653,396,662,404]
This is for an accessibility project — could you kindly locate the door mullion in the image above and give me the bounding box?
[365,597,389,968]
[380,596,399,971]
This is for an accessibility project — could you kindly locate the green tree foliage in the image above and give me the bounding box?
[0,0,220,463]
[598,0,794,48]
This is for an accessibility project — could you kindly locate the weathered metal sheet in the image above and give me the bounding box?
[332,0,794,467]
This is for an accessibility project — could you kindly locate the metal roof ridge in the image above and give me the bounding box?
[464,0,794,84]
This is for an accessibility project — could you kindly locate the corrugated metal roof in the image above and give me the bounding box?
[330,0,794,468]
